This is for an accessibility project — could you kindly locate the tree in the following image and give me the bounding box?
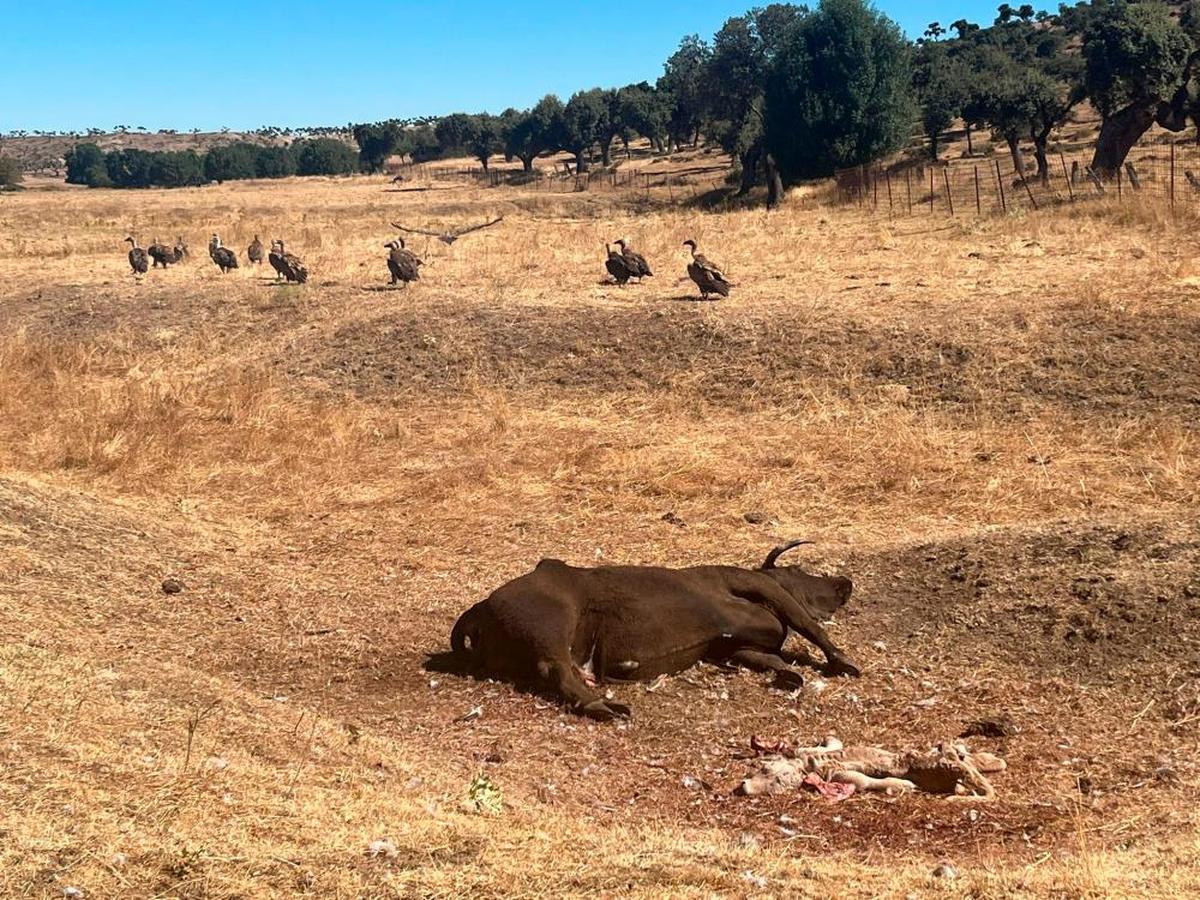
[502,95,563,172]
[352,121,404,173]
[434,113,501,169]
[704,5,805,194]
[1067,0,1197,175]
[0,156,22,190]
[204,143,258,182]
[254,145,297,179]
[293,138,358,176]
[764,0,915,180]
[65,142,107,186]
[659,35,712,149]
[920,59,967,161]
[616,83,669,153]
[595,89,624,167]
[105,148,156,187]
[148,150,204,187]
[559,89,608,172]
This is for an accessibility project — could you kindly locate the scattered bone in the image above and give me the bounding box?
[739,735,1004,800]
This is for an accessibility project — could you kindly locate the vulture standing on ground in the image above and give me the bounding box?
[247,235,265,265]
[385,239,422,286]
[269,240,308,283]
[615,238,652,282]
[605,243,635,285]
[175,235,189,259]
[209,234,239,274]
[125,236,149,274]
[147,237,175,268]
[683,239,731,300]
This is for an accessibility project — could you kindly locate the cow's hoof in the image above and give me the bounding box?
[827,656,862,678]
[771,669,805,691]
[580,698,631,721]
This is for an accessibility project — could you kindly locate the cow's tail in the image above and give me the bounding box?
[450,603,484,657]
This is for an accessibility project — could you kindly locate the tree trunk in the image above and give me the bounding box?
[600,137,613,168]
[692,126,701,148]
[966,124,973,156]
[1090,103,1157,178]
[930,130,939,161]
[479,155,489,172]
[574,149,589,173]
[765,153,783,210]
[520,154,534,173]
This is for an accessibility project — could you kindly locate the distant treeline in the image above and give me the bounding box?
[64,138,358,188]
[348,0,1200,201]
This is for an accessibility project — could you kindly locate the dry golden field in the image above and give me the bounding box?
[2,160,1200,898]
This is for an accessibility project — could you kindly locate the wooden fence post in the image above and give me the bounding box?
[885,169,894,213]
[905,168,913,214]
[929,166,935,214]
[1022,174,1039,211]
[1116,164,1122,200]
[995,160,1007,213]
[1170,141,1176,212]
[1059,153,1074,202]
[943,168,955,216]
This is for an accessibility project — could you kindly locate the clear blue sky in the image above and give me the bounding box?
[0,1,1002,133]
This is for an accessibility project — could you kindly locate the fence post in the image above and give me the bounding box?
[1170,141,1176,212]
[943,168,955,216]
[995,159,1007,213]
[1059,153,1074,202]
[929,166,935,214]
[885,169,894,213]
[1116,164,1122,201]
[872,166,879,209]
[974,165,981,215]
[1022,173,1039,211]
[905,168,913,214]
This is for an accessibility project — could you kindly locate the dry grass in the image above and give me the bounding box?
[2,161,1199,897]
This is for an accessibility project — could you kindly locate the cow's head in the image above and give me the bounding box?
[761,540,853,620]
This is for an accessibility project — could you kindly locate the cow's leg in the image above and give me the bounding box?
[728,649,805,690]
[538,659,630,721]
[729,576,861,677]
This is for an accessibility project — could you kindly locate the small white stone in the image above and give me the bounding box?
[63,889,84,900]
[932,863,957,880]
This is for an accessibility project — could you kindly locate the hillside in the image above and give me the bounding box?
[1,171,1199,896]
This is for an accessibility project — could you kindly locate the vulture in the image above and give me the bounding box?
[269,240,308,284]
[247,235,265,265]
[615,238,652,282]
[208,234,239,274]
[390,216,503,245]
[147,237,183,268]
[683,239,731,300]
[605,243,635,285]
[385,239,422,286]
[174,235,190,258]
[125,236,149,274]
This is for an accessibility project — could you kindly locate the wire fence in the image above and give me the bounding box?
[835,134,1200,217]
[404,161,729,196]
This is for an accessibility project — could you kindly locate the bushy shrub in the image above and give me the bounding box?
[0,156,23,190]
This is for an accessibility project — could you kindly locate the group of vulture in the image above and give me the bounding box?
[124,226,729,299]
[123,232,422,287]
[206,233,308,283]
[606,237,731,299]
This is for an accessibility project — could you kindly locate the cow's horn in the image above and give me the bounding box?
[762,539,815,569]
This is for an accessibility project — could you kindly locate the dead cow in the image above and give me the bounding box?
[448,541,861,720]
[740,736,1006,800]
